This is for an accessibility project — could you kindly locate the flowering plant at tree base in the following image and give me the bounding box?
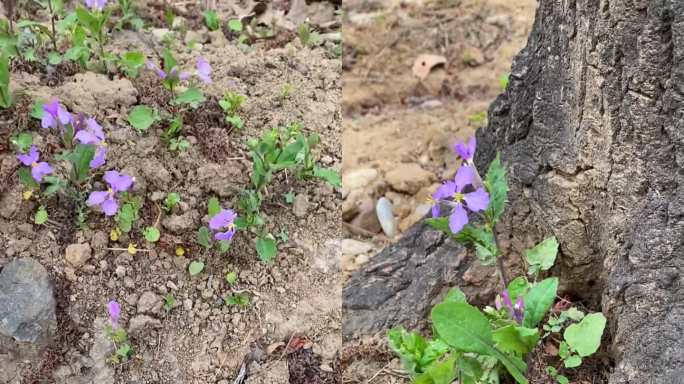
[389,136,607,384]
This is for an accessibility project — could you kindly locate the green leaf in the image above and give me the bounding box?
[217,240,230,254]
[68,144,96,182]
[522,277,558,328]
[163,293,175,311]
[197,226,211,249]
[283,191,295,204]
[425,355,457,384]
[525,236,559,276]
[34,207,48,225]
[30,99,46,119]
[224,292,249,307]
[162,48,177,72]
[443,287,467,303]
[203,10,220,31]
[564,354,582,368]
[228,19,242,32]
[47,51,62,65]
[499,74,509,90]
[0,52,11,108]
[564,312,606,357]
[256,235,277,263]
[188,260,204,276]
[432,302,528,384]
[10,132,32,153]
[128,105,158,132]
[225,114,244,129]
[563,307,585,322]
[507,276,529,303]
[172,87,205,108]
[18,167,38,189]
[164,192,181,211]
[143,226,160,242]
[225,271,237,285]
[484,153,508,224]
[313,166,341,188]
[492,325,539,355]
[207,197,221,217]
[474,242,496,265]
[119,51,145,77]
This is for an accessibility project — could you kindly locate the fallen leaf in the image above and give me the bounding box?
[412,54,447,80]
[544,341,559,356]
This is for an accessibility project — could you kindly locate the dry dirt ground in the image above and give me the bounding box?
[0,1,341,383]
[340,0,537,382]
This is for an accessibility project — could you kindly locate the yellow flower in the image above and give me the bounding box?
[23,190,33,200]
[127,243,138,255]
[175,245,185,257]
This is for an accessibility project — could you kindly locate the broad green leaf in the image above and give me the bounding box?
[68,144,96,182]
[525,236,558,276]
[226,114,244,129]
[34,207,48,225]
[207,197,221,217]
[188,260,204,275]
[425,355,457,384]
[197,226,211,248]
[507,276,529,302]
[564,355,582,368]
[484,153,508,223]
[10,132,32,153]
[0,52,10,108]
[474,242,496,265]
[203,10,220,31]
[120,51,145,77]
[217,240,230,254]
[127,105,158,131]
[18,167,38,188]
[47,51,62,65]
[313,166,341,188]
[172,87,205,108]
[432,302,528,384]
[164,192,181,211]
[228,19,242,32]
[492,325,539,355]
[30,99,46,119]
[143,227,160,242]
[256,235,277,263]
[564,312,606,357]
[522,277,558,328]
[443,287,467,303]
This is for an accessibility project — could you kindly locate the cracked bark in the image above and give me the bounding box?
[343,0,684,382]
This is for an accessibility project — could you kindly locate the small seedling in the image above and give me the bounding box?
[163,293,175,312]
[203,10,220,31]
[164,192,181,212]
[143,226,160,242]
[297,23,320,47]
[225,271,237,285]
[283,191,295,204]
[188,260,204,276]
[224,292,249,308]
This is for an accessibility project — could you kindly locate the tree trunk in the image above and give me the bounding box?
[344,0,684,382]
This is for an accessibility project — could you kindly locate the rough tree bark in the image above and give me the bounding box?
[344,1,684,383]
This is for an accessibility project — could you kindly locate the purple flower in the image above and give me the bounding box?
[496,290,524,324]
[74,117,107,169]
[86,170,134,216]
[430,165,489,234]
[196,57,212,84]
[17,145,53,182]
[147,61,167,79]
[107,300,120,328]
[454,137,476,162]
[85,0,108,11]
[41,99,71,129]
[209,209,237,241]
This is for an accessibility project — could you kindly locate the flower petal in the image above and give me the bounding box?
[448,203,468,234]
[453,165,475,192]
[57,105,71,125]
[41,113,56,129]
[74,130,99,145]
[209,209,236,230]
[214,229,235,242]
[433,181,457,201]
[104,170,134,193]
[90,146,106,169]
[101,197,119,216]
[86,190,109,206]
[32,162,53,182]
[17,145,38,166]
[196,57,212,84]
[463,187,490,212]
[454,136,476,161]
[86,117,105,141]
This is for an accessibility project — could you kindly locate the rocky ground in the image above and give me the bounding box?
[340,0,537,382]
[0,1,341,383]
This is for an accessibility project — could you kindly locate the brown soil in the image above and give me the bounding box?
[0,1,342,383]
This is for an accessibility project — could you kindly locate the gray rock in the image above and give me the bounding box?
[293,194,309,218]
[341,239,373,256]
[0,258,56,344]
[376,197,398,237]
[88,317,114,384]
[65,243,92,268]
[136,291,161,315]
[385,163,434,194]
[350,198,382,234]
[162,212,196,233]
[128,315,161,336]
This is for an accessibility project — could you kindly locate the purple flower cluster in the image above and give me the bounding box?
[430,137,490,233]
[41,99,71,130]
[17,145,53,182]
[495,289,525,324]
[74,117,107,169]
[209,209,237,241]
[87,171,134,216]
[85,0,108,11]
[146,57,212,85]
[107,300,120,328]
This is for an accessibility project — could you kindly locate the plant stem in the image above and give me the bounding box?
[47,0,58,51]
[492,224,509,288]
